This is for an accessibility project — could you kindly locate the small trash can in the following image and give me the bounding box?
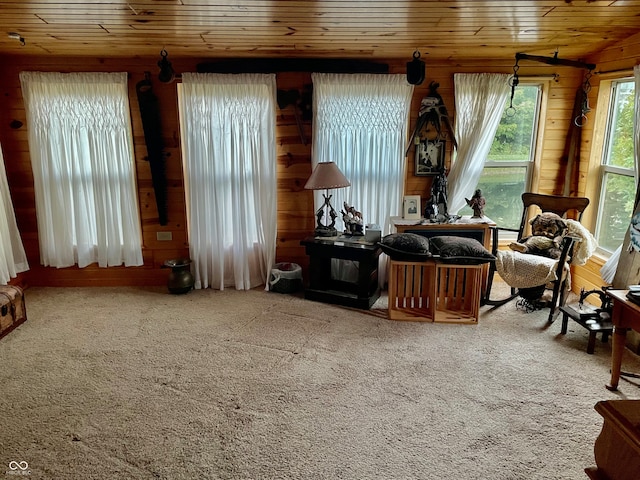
[269,262,302,293]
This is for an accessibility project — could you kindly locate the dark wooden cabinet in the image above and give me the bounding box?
[301,236,382,309]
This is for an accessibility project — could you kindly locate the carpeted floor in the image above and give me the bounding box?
[1,283,639,479]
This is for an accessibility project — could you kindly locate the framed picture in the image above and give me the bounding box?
[415,139,445,176]
[403,195,421,220]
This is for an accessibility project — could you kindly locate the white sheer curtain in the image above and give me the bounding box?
[311,73,413,235]
[601,64,640,283]
[0,143,29,284]
[448,73,511,214]
[19,72,142,268]
[179,73,277,290]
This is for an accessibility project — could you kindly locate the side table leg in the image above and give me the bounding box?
[561,313,568,335]
[606,326,628,391]
[587,332,596,354]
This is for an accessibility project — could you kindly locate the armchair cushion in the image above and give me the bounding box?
[429,235,496,265]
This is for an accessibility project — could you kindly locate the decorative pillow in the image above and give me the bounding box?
[379,233,432,261]
[429,235,496,265]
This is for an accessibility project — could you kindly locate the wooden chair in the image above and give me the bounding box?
[484,193,591,323]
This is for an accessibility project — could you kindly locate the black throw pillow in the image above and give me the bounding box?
[429,235,496,265]
[379,233,432,261]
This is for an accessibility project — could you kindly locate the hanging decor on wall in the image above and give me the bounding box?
[415,139,445,176]
[406,50,426,85]
[514,52,596,71]
[136,72,169,225]
[157,49,175,83]
[510,51,596,125]
[406,81,457,156]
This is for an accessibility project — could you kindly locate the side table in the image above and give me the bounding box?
[604,289,640,391]
[391,215,495,250]
[301,236,382,309]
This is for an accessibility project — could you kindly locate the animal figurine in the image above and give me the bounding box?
[509,212,567,259]
[342,202,364,235]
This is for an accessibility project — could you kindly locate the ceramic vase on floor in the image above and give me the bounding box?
[163,258,194,294]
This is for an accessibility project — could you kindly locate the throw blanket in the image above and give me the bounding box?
[495,220,597,290]
[495,251,563,289]
[565,219,598,266]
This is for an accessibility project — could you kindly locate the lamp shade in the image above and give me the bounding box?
[304,162,351,190]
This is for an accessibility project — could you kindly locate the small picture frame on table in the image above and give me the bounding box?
[403,195,421,220]
[415,139,445,176]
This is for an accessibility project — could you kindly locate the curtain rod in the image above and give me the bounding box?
[515,73,560,82]
[594,67,635,75]
[517,74,559,78]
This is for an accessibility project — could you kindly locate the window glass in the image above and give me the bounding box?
[459,84,541,231]
[605,81,635,169]
[595,79,635,253]
[473,166,528,229]
[598,172,635,252]
[487,85,539,163]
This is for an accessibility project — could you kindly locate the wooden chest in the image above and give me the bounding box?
[0,285,27,339]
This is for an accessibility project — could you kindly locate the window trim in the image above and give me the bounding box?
[592,76,635,255]
[467,80,548,235]
[582,71,635,260]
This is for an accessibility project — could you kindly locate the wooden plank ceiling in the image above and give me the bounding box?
[1,0,640,63]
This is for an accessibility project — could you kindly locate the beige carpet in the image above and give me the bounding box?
[1,283,640,480]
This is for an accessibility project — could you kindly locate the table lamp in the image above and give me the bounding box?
[304,161,351,237]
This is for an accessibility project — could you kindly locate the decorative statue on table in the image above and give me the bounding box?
[425,168,453,223]
[314,193,338,237]
[342,202,364,236]
[465,189,486,218]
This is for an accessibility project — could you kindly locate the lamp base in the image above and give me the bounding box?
[315,226,338,237]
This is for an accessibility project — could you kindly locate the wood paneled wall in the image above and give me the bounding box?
[0,54,585,288]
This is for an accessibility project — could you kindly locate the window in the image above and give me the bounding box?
[595,79,635,254]
[19,72,143,268]
[459,83,543,231]
[178,73,278,290]
[310,73,413,236]
[310,73,413,286]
